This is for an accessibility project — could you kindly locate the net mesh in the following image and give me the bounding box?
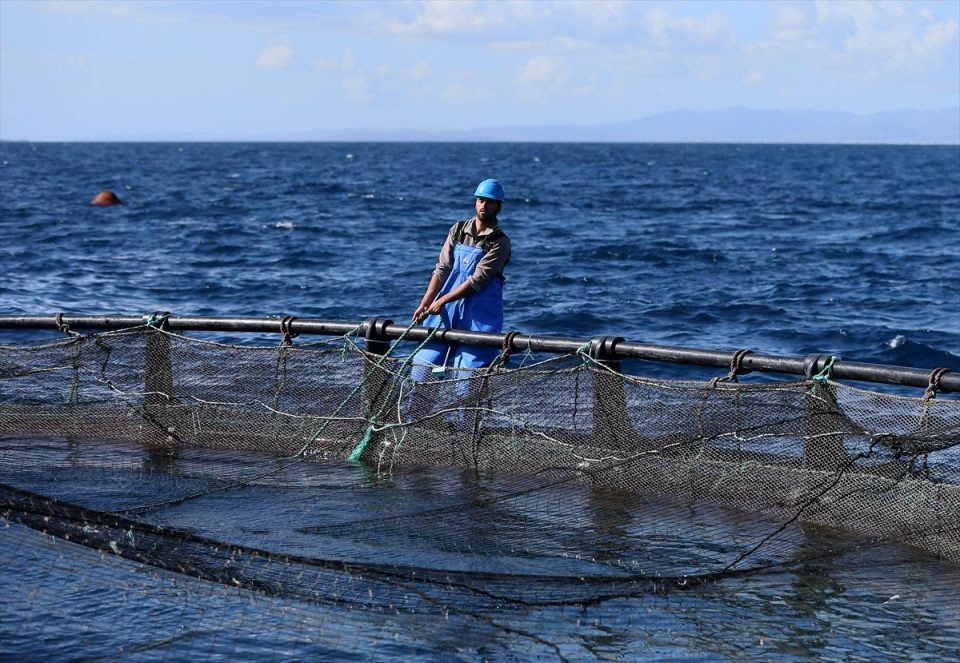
[2,326,958,657]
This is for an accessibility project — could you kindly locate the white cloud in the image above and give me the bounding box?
[342,74,374,102]
[313,56,339,72]
[301,47,432,107]
[750,0,958,83]
[313,49,362,74]
[16,0,955,133]
[405,61,430,80]
[312,50,432,105]
[40,1,139,17]
[379,0,506,36]
[641,7,737,50]
[514,55,574,101]
[256,41,294,70]
[920,18,958,50]
[744,70,765,86]
[341,48,356,71]
[491,36,594,53]
[516,55,567,85]
[565,0,630,31]
[439,75,474,104]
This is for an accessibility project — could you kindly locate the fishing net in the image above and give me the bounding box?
[2,325,958,659]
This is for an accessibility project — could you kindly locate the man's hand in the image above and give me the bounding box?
[414,297,448,323]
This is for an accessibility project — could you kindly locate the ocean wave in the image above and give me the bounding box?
[2,142,957,370]
[882,335,960,370]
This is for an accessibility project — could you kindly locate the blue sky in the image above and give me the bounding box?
[1,0,958,140]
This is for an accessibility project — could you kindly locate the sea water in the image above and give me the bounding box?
[1,142,959,660]
[1,142,957,364]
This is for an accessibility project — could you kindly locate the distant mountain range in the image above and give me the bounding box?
[306,108,959,144]
[5,108,957,143]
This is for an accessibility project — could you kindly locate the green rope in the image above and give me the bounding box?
[119,319,440,512]
[808,355,839,394]
[348,425,376,463]
[514,339,536,368]
[812,355,838,383]
[146,312,170,329]
[346,321,447,462]
[290,319,441,463]
[575,342,593,364]
[339,323,364,359]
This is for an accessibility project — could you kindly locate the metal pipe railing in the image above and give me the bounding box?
[0,313,956,393]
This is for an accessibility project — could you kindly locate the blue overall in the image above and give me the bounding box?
[410,240,504,383]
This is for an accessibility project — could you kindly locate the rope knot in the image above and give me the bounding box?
[54,312,79,336]
[146,312,171,330]
[812,356,838,383]
[805,354,839,393]
[279,316,299,346]
[488,330,520,372]
[723,348,752,383]
[923,367,951,402]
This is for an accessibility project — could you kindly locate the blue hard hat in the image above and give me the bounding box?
[473,179,505,201]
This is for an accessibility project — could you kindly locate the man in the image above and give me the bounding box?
[411,179,511,380]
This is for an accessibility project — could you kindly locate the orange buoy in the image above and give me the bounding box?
[90,191,122,206]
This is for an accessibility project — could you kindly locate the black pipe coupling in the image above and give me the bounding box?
[803,353,834,380]
[363,317,394,356]
[589,336,625,372]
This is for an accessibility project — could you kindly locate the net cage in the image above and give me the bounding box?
[1,325,958,659]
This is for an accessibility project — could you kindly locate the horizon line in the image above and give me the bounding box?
[3,138,958,146]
